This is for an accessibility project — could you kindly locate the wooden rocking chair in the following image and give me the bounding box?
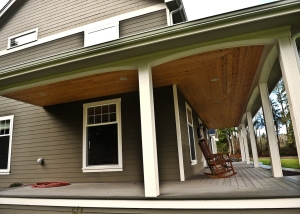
[198,138,237,178]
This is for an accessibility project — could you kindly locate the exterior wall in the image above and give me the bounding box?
[0,0,163,50]
[120,9,167,37]
[0,33,83,70]
[0,86,179,187]
[177,89,204,179]
[1,205,299,214]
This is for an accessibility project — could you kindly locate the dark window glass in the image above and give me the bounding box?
[109,104,116,112]
[87,124,118,166]
[0,136,9,169]
[88,116,94,125]
[102,105,109,114]
[88,107,94,116]
[110,113,116,122]
[102,114,109,123]
[189,125,196,160]
[95,106,101,115]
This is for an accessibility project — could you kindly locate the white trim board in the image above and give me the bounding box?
[0,3,166,56]
[172,84,185,181]
[0,198,299,209]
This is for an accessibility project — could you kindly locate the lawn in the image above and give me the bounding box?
[258,157,300,169]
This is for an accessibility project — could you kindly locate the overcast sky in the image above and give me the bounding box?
[182,0,278,20]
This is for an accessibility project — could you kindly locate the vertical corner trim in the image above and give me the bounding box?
[173,84,185,181]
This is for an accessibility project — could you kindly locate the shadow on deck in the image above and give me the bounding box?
[0,163,299,200]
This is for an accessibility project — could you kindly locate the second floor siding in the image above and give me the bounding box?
[0,0,164,50]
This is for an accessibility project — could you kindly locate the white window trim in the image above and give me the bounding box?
[7,28,38,49]
[84,22,119,47]
[0,115,14,175]
[185,103,197,165]
[82,98,122,173]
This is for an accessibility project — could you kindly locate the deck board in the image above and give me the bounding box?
[0,163,299,200]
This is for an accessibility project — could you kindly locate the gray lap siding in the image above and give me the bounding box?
[0,86,180,187]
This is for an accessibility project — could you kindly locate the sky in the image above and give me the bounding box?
[182,0,278,21]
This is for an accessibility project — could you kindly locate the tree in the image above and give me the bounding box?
[270,99,282,148]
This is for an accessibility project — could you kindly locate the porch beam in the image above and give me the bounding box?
[238,127,246,162]
[259,83,283,177]
[246,112,259,167]
[138,64,160,197]
[278,36,300,165]
[241,124,251,164]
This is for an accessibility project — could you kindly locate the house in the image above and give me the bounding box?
[0,0,300,213]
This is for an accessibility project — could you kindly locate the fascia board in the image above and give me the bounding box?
[0,0,299,79]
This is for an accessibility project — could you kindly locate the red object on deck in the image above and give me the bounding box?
[31,181,70,188]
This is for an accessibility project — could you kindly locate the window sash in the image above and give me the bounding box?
[185,103,197,164]
[0,115,14,174]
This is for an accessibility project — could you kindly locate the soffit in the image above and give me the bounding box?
[152,45,265,128]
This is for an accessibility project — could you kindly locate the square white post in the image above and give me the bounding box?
[138,64,160,197]
[259,83,283,177]
[247,112,259,167]
[238,127,246,162]
[241,124,250,164]
[278,36,300,165]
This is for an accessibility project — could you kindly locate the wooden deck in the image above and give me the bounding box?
[0,163,299,199]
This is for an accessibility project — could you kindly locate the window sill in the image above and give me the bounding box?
[191,160,198,166]
[0,172,10,175]
[82,167,123,173]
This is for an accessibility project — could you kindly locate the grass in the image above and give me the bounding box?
[258,157,300,169]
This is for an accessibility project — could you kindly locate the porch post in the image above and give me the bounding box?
[278,36,300,165]
[238,127,246,162]
[241,124,250,164]
[259,83,283,177]
[246,112,259,167]
[138,64,160,197]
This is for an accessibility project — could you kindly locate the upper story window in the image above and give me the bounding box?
[0,115,14,175]
[82,99,122,172]
[84,23,119,47]
[8,28,38,49]
[186,103,197,165]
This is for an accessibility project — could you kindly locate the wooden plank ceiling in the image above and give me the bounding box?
[3,45,264,128]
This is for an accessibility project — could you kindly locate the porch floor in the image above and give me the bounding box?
[0,163,299,199]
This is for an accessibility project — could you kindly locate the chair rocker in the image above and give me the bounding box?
[198,138,237,178]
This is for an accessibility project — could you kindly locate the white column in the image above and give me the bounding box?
[238,128,246,162]
[138,64,160,197]
[211,137,217,154]
[259,83,283,177]
[247,112,259,167]
[278,37,300,165]
[241,124,250,164]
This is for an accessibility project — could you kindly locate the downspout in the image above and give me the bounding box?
[169,5,183,25]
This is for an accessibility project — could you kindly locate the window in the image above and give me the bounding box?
[84,22,119,47]
[0,115,14,175]
[82,99,122,172]
[186,103,197,165]
[7,28,38,49]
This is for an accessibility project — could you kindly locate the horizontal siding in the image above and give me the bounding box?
[0,32,83,70]
[0,86,179,187]
[177,88,204,179]
[0,0,163,50]
[120,9,167,37]
[0,205,299,214]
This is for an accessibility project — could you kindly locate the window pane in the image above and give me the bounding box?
[102,105,109,114]
[187,108,193,125]
[0,136,10,169]
[5,120,10,135]
[188,125,196,160]
[102,114,109,123]
[95,115,101,124]
[88,107,94,116]
[0,120,5,135]
[109,104,116,113]
[88,116,94,125]
[10,31,36,47]
[95,106,101,115]
[87,124,118,166]
[110,113,116,122]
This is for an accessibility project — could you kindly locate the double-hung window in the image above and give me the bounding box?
[82,99,122,172]
[0,115,14,175]
[186,103,197,165]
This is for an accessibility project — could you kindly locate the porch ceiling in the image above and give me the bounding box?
[3,45,264,128]
[152,45,265,128]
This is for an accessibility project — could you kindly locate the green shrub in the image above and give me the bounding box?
[9,183,23,188]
